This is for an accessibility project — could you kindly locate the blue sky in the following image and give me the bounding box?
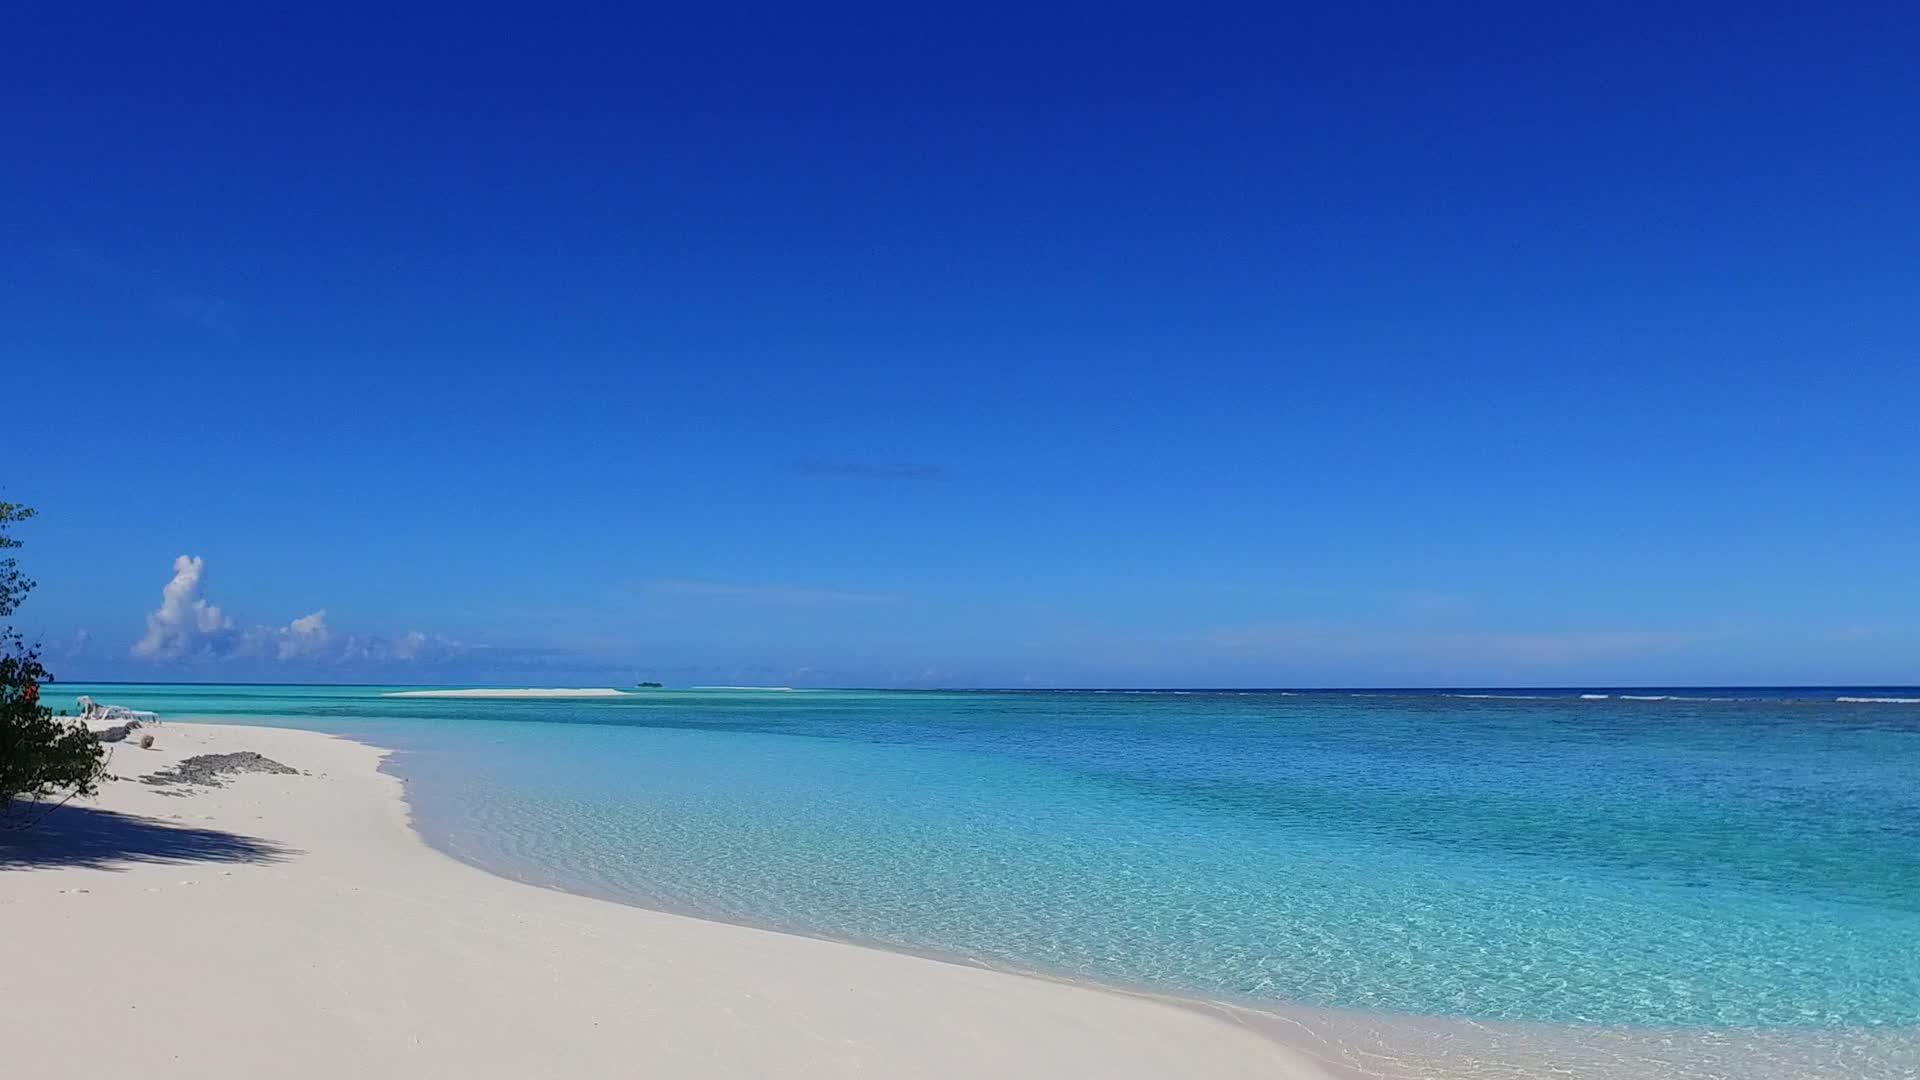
[6,4,1918,687]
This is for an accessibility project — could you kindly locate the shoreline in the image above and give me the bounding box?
[418,815,1920,1080]
[6,723,1910,1079]
[0,723,1347,1079]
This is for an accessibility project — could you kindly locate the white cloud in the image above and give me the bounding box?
[334,629,465,664]
[129,556,468,668]
[133,555,237,659]
[40,629,94,664]
[276,610,331,660]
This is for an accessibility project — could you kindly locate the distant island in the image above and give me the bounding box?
[383,688,626,699]
[635,681,663,689]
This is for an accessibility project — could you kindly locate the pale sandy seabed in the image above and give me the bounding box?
[2,724,1911,1079]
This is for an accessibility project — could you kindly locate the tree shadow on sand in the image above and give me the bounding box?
[0,803,297,871]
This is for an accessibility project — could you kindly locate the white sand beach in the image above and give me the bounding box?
[0,724,1342,1080]
[382,687,629,698]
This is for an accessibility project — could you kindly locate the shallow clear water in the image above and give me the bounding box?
[55,684,1920,1033]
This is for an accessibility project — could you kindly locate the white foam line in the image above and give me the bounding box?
[1836,696,1920,704]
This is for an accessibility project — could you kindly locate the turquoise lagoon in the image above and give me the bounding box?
[50,685,1920,1060]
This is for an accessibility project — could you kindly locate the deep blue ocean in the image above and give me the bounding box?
[52,684,1920,1034]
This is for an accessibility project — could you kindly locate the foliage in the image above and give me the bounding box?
[0,502,34,618]
[0,504,106,821]
[1,635,106,818]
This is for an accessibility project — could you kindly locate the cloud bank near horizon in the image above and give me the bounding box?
[131,554,465,668]
[85,557,1812,689]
